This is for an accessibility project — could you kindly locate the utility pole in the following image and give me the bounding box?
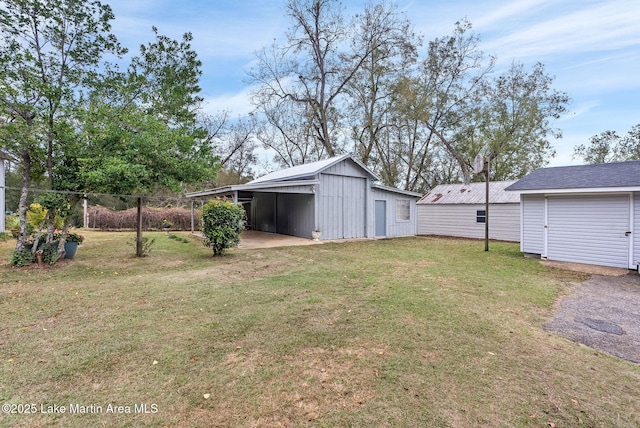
[484,153,496,252]
[474,153,492,251]
[485,156,490,252]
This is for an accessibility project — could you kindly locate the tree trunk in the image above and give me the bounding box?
[15,150,31,252]
[56,216,72,261]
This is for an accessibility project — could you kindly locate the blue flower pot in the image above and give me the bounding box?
[64,242,79,259]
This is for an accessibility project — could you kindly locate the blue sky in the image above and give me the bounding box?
[107,0,640,167]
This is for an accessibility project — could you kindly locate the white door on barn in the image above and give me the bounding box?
[546,194,632,269]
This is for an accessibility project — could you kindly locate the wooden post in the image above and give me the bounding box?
[83,194,89,228]
[136,196,143,257]
[190,200,195,234]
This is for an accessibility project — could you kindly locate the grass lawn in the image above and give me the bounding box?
[1,231,639,427]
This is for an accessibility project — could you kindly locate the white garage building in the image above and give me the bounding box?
[417,181,520,242]
[506,161,640,269]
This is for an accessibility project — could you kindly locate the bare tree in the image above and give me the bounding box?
[249,12,569,191]
[199,111,259,185]
[219,115,259,183]
[255,99,326,167]
[416,20,495,184]
[346,1,420,166]
[249,0,395,161]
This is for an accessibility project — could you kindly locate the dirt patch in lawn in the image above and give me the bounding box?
[541,260,631,276]
[544,273,640,364]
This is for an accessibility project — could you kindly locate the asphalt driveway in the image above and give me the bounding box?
[544,273,640,364]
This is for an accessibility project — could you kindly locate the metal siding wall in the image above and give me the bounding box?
[342,176,366,238]
[416,204,519,241]
[252,193,277,233]
[265,184,314,194]
[318,174,366,240]
[319,174,343,240]
[276,193,314,238]
[547,195,630,268]
[522,195,545,254]
[371,189,416,237]
[324,159,369,178]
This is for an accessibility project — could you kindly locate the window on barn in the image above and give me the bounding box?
[396,200,411,221]
[476,210,486,223]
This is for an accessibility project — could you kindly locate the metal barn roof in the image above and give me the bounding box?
[249,153,379,184]
[186,154,394,199]
[417,181,519,205]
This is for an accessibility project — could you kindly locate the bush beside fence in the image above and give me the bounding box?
[87,206,200,231]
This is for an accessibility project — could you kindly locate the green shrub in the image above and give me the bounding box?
[27,203,63,233]
[10,248,36,267]
[127,235,155,257]
[201,199,244,256]
[5,213,19,231]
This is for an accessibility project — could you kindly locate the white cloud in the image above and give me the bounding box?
[202,85,258,118]
[481,0,640,59]
[559,101,599,122]
[108,0,286,61]
[473,0,555,29]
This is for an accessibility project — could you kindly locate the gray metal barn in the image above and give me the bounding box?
[186,154,421,241]
[507,161,640,269]
[417,181,520,242]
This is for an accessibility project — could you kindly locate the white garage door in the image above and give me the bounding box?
[547,195,630,268]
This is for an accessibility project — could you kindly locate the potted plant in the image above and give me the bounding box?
[7,215,20,238]
[311,228,321,241]
[53,230,85,259]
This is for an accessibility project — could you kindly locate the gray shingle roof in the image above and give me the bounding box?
[506,160,640,191]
